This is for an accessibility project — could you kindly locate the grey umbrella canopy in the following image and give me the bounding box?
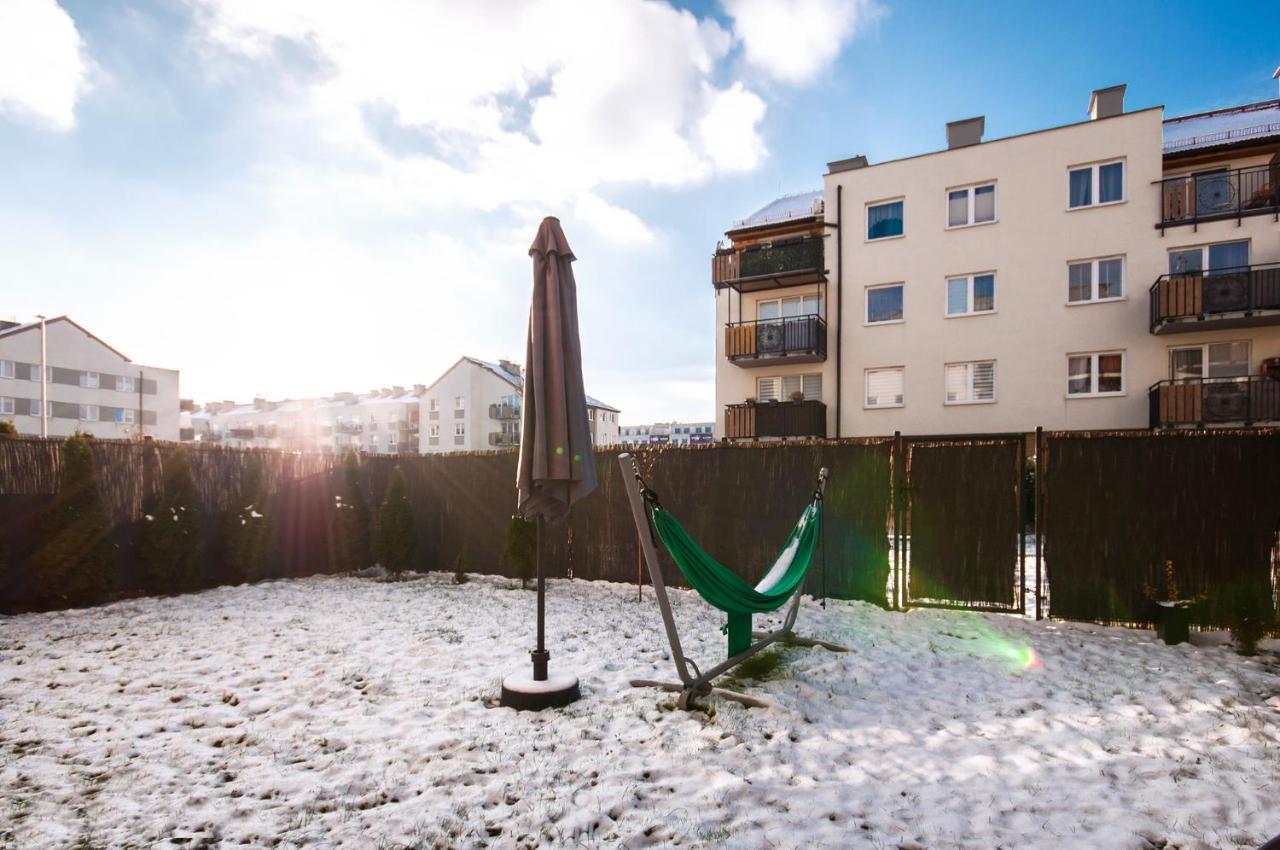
[517,216,598,521]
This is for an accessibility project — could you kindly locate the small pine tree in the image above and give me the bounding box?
[138,447,204,594]
[335,451,372,571]
[502,516,536,589]
[30,433,114,607]
[0,420,16,436]
[224,454,274,584]
[452,548,469,585]
[374,467,416,575]
[1226,580,1275,656]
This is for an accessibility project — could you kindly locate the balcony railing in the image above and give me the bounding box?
[724,399,826,440]
[712,239,824,291]
[1148,376,1280,428]
[489,402,521,420]
[488,431,520,447]
[1150,263,1280,333]
[335,422,363,435]
[1158,164,1280,229]
[725,315,827,365]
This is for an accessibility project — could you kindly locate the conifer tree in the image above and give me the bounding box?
[502,516,536,589]
[138,447,204,594]
[0,420,16,436]
[335,451,372,571]
[224,453,274,584]
[374,467,416,575]
[30,433,114,607]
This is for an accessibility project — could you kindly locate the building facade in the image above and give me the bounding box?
[191,389,421,454]
[714,85,1280,438]
[0,316,181,441]
[619,421,716,446]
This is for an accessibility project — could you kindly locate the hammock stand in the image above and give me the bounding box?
[618,453,849,710]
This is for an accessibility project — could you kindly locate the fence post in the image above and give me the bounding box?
[892,431,903,611]
[1034,426,1044,621]
[1018,435,1027,616]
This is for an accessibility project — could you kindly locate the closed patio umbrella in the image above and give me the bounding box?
[500,216,597,710]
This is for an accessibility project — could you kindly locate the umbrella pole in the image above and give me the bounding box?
[531,515,549,681]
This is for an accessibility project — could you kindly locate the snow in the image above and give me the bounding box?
[1,574,1277,849]
[501,673,580,695]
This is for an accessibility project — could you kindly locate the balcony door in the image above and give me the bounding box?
[1170,341,1250,381]
[757,294,821,320]
[1168,240,1249,274]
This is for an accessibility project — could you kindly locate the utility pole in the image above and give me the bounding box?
[36,315,47,438]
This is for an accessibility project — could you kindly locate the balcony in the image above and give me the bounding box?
[335,422,363,435]
[1150,263,1280,333]
[724,400,826,440]
[1158,164,1280,230]
[489,402,521,420]
[712,238,824,292]
[1148,376,1280,428]
[725,315,826,366]
[488,431,520,447]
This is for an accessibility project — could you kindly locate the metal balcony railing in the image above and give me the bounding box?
[724,399,826,440]
[712,239,824,288]
[1150,263,1280,332]
[1148,376,1280,427]
[1158,164,1280,229]
[488,431,520,447]
[725,315,827,365]
[489,402,521,420]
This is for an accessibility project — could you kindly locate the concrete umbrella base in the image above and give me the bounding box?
[499,672,581,711]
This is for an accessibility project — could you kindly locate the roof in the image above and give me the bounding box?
[728,190,823,232]
[1163,99,1280,154]
[585,395,618,413]
[0,315,132,362]
[424,356,616,410]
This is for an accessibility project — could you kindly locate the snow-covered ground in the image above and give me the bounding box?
[1,574,1277,850]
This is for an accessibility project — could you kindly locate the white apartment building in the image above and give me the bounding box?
[714,84,1280,438]
[419,356,620,452]
[619,421,716,446]
[190,388,421,455]
[0,316,181,441]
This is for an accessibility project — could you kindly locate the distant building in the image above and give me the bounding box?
[419,356,620,452]
[620,421,716,447]
[189,388,421,455]
[0,316,180,441]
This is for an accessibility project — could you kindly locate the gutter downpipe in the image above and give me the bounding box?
[835,185,842,439]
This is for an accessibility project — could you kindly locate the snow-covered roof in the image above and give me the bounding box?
[1163,99,1280,154]
[585,395,618,413]
[728,190,823,232]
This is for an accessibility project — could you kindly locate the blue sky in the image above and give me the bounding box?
[1,0,1277,423]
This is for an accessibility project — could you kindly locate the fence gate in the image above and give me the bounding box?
[895,434,1028,613]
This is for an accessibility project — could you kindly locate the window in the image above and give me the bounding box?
[428,424,439,437]
[1067,257,1124,303]
[1068,160,1124,208]
[1067,352,1125,397]
[79,404,99,421]
[454,422,466,437]
[428,398,439,412]
[946,273,995,316]
[0,360,13,379]
[116,375,135,393]
[866,284,904,324]
[454,395,465,410]
[757,294,821,320]
[1170,342,1250,381]
[1167,240,1249,275]
[80,371,100,389]
[588,408,596,421]
[865,368,904,408]
[944,361,995,404]
[947,183,996,227]
[115,408,135,424]
[30,365,50,383]
[756,373,822,402]
[0,397,13,415]
[867,200,904,240]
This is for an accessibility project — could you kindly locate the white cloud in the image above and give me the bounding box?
[573,194,654,246]
[0,0,91,130]
[185,0,772,243]
[723,0,881,84]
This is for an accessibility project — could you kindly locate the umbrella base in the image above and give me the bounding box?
[500,672,580,711]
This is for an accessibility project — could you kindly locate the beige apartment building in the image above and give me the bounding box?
[714,85,1280,438]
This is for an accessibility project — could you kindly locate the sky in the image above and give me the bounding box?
[1,0,1278,424]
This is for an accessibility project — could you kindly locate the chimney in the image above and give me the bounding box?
[946,116,984,149]
[253,397,267,409]
[1088,84,1126,120]
[827,154,868,174]
[392,385,404,395]
[413,384,426,395]
[498,359,523,378]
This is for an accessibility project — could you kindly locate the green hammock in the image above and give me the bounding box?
[650,501,821,656]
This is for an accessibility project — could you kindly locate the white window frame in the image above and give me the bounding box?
[865,198,906,242]
[865,283,905,326]
[944,361,996,405]
[116,375,135,393]
[1168,341,1251,381]
[1166,239,1251,275]
[117,408,136,424]
[755,373,822,403]
[1066,256,1126,304]
[454,395,466,411]
[757,293,823,320]
[1067,159,1126,209]
[80,371,100,389]
[945,182,997,229]
[428,424,439,437]
[0,360,14,379]
[428,398,439,412]
[864,367,905,409]
[0,396,13,415]
[29,365,50,383]
[454,422,466,437]
[79,404,99,422]
[1066,351,1126,398]
[944,272,997,317]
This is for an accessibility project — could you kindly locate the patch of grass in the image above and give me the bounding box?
[719,646,793,689]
